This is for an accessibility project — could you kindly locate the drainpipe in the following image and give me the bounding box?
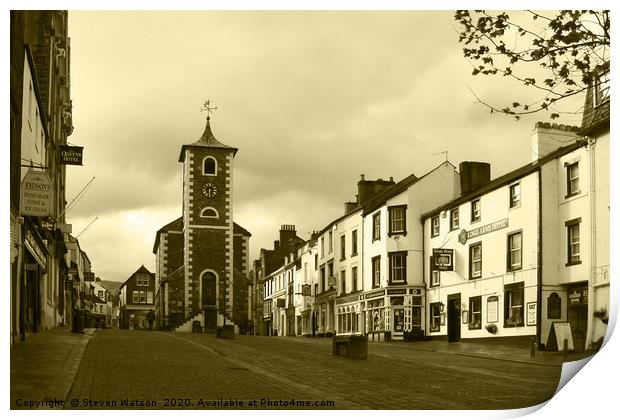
[586,137,597,349]
[536,168,542,349]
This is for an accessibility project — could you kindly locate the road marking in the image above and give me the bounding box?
[163,332,370,409]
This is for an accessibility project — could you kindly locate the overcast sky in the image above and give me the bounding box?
[63,10,588,282]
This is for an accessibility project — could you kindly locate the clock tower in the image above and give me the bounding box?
[178,113,238,328]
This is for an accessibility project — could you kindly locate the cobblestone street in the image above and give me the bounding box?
[64,329,563,410]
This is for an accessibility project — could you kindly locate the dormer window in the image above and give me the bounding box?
[200,207,219,218]
[203,156,217,175]
[595,70,610,106]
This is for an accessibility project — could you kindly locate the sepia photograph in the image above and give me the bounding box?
[8,4,613,414]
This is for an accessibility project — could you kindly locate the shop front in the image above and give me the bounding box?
[315,288,335,336]
[335,292,362,335]
[22,222,49,335]
[363,287,424,341]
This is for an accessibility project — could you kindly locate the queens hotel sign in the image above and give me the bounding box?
[458,218,509,245]
[20,170,53,217]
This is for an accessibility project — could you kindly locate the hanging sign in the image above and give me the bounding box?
[59,145,84,165]
[301,284,311,296]
[20,170,53,217]
[432,248,454,271]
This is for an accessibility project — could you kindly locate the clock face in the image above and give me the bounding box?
[202,183,218,198]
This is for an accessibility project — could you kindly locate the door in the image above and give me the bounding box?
[447,295,461,342]
[201,272,217,330]
[568,304,587,351]
[393,308,404,333]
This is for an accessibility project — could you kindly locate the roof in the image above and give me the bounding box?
[152,216,183,254]
[120,265,154,289]
[233,222,252,237]
[421,140,588,220]
[579,62,610,136]
[99,280,123,293]
[178,118,238,162]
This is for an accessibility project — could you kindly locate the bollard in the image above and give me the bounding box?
[562,338,569,361]
[530,337,536,358]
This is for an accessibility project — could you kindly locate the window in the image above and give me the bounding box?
[340,270,346,295]
[450,208,459,230]
[147,291,153,304]
[139,291,146,304]
[469,296,482,329]
[431,216,439,237]
[509,183,521,208]
[372,212,381,241]
[320,237,324,258]
[429,303,441,332]
[200,207,219,218]
[430,256,440,287]
[388,205,406,235]
[203,156,217,175]
[504,283,524,327]
[352,266,358,291]
[136,274,149,287]
[469,242,482,279]
[320,266,326,292]
[328,231,333,253]
[566,162,579,197]
[132,291,139,303]
[372,256,381,288]
[314,254,318,270]
[351,230,358,256]
[98,290,103,299]
[388,252,407,284]
[471,199,481,223]
[507,231,523,271]
[340,235,346,261]
[566,218,581,265]
[595,70,610,106]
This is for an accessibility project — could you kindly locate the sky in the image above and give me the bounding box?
[62,10,590,282]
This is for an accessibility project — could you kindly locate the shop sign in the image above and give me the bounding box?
[365,290,385,300]
[20,170,53,217]
[276,298,286,308]
[526,302,537,326]
[410,288,421,295]
[301,284,311,296]
[432,248,454,271]
[59,145,84,165]
[24,229,47,268]
[336,293,359,304]
[328,276,337,287]
[458,218,509,245]
[57,223,72,234]
[487,296,499,323]
[24,262,38,271]
[387,288,407,296]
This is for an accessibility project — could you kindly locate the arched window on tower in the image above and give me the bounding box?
[200,207,219,219]
[203,156,217,175]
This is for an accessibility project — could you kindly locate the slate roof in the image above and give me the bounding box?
[178,118,238,162]
[233,222,252,237]
[152,216,183,254]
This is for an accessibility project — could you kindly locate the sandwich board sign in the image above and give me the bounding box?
[547,321,574,352]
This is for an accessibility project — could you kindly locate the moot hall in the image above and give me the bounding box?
[153,103,251,333]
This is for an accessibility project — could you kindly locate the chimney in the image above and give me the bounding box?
[459,162,491,195]
[279,224,297,245]
[531,122,580,162]
[357,175,396,205]
[344,201,358,214]
[274,240,280,250]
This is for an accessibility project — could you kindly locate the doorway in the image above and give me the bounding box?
[201,272,217,331]
[447,294,461,342]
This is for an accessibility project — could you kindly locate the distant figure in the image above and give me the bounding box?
[147,310,155,330]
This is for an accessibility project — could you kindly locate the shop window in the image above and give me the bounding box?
[388,251,407,284]
[388,205,407,236]
[372,256,381,288]
[566,162,580,197]
[507,231,523,271]
[471,198,481,223]
[203,156,217,175]
[469,296,482,329]
[469,242,482,279]
[450,207,459,230]
[429,302,441,332]
[566,218,581,265]
[372,212,381,241]
[431,216,439,237]
[509,182,521,208]
[504,283,524,327]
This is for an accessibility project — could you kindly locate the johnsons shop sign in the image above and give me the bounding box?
[20,170,53,217]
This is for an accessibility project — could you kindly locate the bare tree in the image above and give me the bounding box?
[454,10,610,119]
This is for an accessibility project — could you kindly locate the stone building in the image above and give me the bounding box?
[152,115,251,333]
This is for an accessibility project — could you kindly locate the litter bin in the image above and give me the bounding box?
[72,309,84,333]
[332,335,368,360]
[192,320,203,333]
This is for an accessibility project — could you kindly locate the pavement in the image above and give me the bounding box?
[9,327,597,410]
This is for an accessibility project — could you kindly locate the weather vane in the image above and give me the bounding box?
[201,99,218,120]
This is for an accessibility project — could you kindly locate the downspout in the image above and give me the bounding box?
[361,211,366,335]
[586,137,597,349]
[536,168,543,349]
